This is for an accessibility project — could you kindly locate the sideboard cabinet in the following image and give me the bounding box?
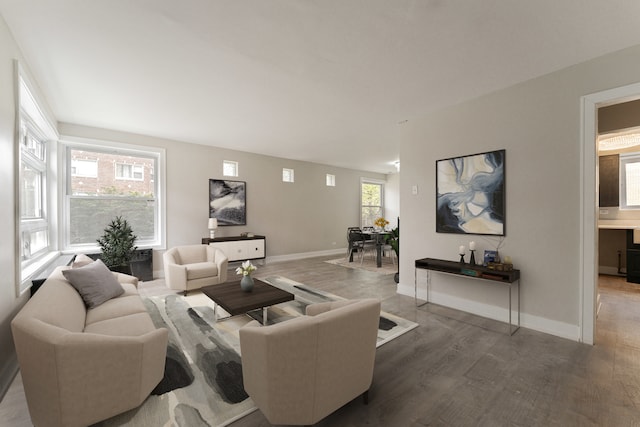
[202,235,266,262]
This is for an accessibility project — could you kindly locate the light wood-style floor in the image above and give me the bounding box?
[2,257,640,426]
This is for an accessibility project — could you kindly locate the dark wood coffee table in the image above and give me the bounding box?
[201,278,294,325]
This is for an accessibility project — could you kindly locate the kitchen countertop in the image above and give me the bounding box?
[598,220,640,229]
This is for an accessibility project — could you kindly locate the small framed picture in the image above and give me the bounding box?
[483,250,498,265]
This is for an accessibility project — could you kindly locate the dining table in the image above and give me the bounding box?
[348,230,392,267]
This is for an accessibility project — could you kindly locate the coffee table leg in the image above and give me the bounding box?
[213,302,218,322]
[263,307,268,326]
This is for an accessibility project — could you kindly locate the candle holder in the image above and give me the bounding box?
[469,249,476,266]
[459,254,465,263]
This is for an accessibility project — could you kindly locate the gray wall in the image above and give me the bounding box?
[398,44,640,341]
[59,123,388,274]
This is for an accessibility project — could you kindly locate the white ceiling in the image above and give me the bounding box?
[3,1,640,173]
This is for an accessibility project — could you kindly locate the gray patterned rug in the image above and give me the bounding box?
[95,276,417,427]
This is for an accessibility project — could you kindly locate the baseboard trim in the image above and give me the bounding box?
[266,248,346,263]
[598,266,625,276]
[397,284,580,342]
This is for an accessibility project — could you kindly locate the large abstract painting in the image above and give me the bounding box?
[436,149,505,236]
[209,179,246,226]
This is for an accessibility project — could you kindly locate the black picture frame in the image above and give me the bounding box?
[209,179,246,226]
[436,149,505,236]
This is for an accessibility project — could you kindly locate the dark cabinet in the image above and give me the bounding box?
[599,154,619,207]
[626,230,640,284]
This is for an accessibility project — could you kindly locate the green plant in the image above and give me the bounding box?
[97,216,137,268]
[389,225,399,257]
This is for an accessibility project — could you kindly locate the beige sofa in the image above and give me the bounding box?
[163,244,229,295]
[11,266,168,427]
[239,298,381,426]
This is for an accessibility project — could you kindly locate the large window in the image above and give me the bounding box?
[63,140,164,249]
[17,65,58,292]
[361,179,384,227]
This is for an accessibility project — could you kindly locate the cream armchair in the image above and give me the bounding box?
[163,245,228,295]
[239,298,381,426]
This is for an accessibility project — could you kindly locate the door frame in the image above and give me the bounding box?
[580,82,640,344]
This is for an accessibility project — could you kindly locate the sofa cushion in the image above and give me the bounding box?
[62,259,124,308]
[85,294,147,326]
[186,262,218,280]
[84,312,157,337]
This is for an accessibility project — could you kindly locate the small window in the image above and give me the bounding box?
[115,163,144,181]
[283,168,294,183]
[326,174,336,186]
[71,159,98,177]
[223,160,238,177]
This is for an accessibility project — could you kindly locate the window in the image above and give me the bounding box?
[326,174,336,186]
[223,160,238,177]
[283,168,294,183]
[16,63,58,293]
[620,153,640,209]
[115,163,144,180]
[361,179,384,227]
[71,159,98,177]
[63,140,165,249]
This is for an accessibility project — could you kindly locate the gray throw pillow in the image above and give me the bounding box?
[62,259,124,308]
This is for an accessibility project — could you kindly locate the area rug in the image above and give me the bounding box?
[325,256,397,275]
[95,276,417,427]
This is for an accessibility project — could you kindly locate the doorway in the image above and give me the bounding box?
[581,82,640,344]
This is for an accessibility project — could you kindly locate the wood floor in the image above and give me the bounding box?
[2,257,640,426]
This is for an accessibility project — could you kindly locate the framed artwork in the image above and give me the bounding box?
[209,179,246,226]
[436,149,505,236]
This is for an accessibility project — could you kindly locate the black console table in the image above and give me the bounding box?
[415,257,521,335]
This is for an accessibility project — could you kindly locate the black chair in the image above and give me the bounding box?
[346,228,364,261]
[348,230,376,264]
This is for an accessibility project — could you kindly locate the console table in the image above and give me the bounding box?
[202,235,266,262]
[415,257,521,335]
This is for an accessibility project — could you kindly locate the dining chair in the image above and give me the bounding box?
[346,228,364,260]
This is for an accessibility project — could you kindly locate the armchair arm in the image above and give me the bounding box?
[207,247,229,283]
[305,299,356,316]
[165,263,188,290]
[239,317,319,424]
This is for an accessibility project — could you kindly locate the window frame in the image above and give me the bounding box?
[326,174,336,187]
[15,61,59,295]
[360,178,385,228]
[223,160,239,177]
[61,137,166,252]
[283,168,295,183]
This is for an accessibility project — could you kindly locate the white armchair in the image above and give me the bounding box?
[239,298,381,426]
[163,245,228,295]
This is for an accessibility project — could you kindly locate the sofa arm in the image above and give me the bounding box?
[113,271,139,287]
[37,328,168,426]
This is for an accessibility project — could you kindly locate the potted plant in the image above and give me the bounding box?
[97,216,137,275]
